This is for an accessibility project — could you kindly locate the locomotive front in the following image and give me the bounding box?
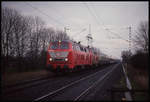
[46,40,74,72]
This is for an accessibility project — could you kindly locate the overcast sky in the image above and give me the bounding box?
[2,1,148,59]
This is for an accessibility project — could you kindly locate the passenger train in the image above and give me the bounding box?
[46,40,114,73]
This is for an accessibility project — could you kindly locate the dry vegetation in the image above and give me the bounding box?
[2,69,53,86]
[125,64,149,101]
[121,20,149,101]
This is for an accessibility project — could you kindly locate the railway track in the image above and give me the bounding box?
[33,63,119,101]
[3,64,110,95]
[2,63,120,101]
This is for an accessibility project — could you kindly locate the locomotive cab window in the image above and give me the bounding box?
[60,42,69,49]
[51,43,59,49]
[50,42,69,49]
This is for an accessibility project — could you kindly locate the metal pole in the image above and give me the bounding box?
[129,26,131,52]
[86,24,93,47]
[64,26,69,34]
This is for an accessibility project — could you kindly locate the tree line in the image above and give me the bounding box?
[121,21,149,70]
[1,7,70,73]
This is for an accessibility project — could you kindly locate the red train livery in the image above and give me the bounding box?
[46,40,100,73]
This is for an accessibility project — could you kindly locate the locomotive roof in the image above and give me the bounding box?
[51,40,100,52]
[51,40,102,54]
[51,40,74,43]
[51,40,82,45]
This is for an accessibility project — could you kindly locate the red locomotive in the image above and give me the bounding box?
[46,40,100,73]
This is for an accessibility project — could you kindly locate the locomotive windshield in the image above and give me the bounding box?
[51,43,59,49]
[51,41,69,50]
[60,43,69,49]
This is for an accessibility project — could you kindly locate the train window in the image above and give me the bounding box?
[51,42,69,49]
[51,43,59,49]
[60,43,69,49]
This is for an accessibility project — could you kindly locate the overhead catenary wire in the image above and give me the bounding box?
[84,2,130,43]
[43,4,85,29]
[24,2,65,27]
[25,2,101,42]
[46,5,67,22]
[26,2,94,41]
[71,28,87,38]
[82,2,108,39]
[105,29,129,42]
[83,2,111,40]
[83,2,103,31]
[89,3,130,31]
[89,3,107,29]
[83,3,134,58]
[89,3,117,39]
[25,2,131,51]
[82,2,134,58]
[77,36,87,42]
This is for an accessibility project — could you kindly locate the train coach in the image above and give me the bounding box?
[46,40,100,73]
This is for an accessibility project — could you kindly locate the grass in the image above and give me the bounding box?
[111,74,127,101]
[112,63,149,101]
[113,76,127,89]
[2,69,53,86]
[124,64,149,101]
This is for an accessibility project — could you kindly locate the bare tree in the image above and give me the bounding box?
[39,28,54,51]
[1,7,71,73]
[55,30,70,41]
[1,7,23,72]
[133,21,149,53]
[1,7,20,57]
[27,16,46,68]
[34,17,45,56]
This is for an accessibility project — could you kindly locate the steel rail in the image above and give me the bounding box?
[33,64,118,101]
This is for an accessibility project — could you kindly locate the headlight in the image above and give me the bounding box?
[49,58,52,61]
[65,58,68,61]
